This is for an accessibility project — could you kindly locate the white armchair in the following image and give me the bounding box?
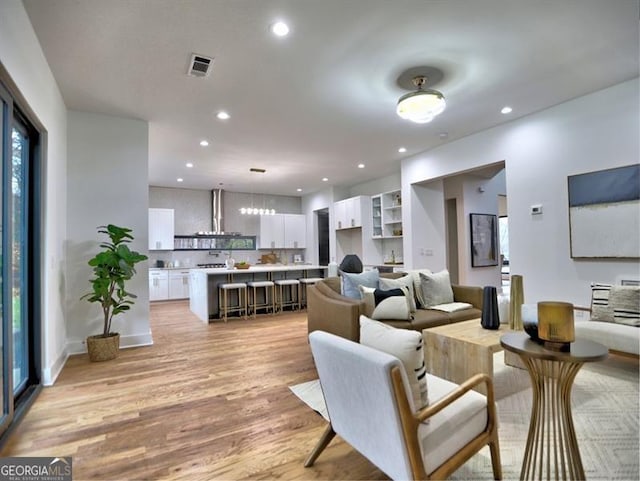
[305,330,502,480]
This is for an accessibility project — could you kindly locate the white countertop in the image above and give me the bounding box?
[193,264,327,274]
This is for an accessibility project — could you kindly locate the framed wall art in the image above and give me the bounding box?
[568,164,639,259]
[470,213,499,267]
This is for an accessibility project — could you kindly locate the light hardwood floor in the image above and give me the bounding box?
[1,301,387,480]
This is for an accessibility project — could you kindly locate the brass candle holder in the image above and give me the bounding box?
[537,301,574,351]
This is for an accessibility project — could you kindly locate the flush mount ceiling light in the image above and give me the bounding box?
[239,168,276,215]
[396,75,446,124]
[270,21,290,37]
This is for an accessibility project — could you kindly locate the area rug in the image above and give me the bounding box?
[290,352,639,480]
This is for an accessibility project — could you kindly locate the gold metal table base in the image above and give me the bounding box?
[500,333,608,481]
[520,356,585,481]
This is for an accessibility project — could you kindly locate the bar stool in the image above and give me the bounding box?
[247,280,275,317]
[298,277,324,309]
[218,282,248,321]
[274,279,301,312]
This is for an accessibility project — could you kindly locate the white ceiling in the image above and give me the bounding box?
[23,0,639,196]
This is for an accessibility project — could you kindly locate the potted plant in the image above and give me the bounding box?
[82,224,148,361]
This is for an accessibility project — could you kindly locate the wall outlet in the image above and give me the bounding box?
[424,249,434,256]
[531,204,543,215]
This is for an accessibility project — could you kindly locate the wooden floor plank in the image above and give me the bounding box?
[1,300,387,480]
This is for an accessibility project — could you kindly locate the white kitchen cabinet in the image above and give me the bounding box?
[148,208,175,250]
[149,269,169,301]
[168,269,190,299]
[284,214,306,248]
[259,214,306,249]
[334,196,366,230]
[259,215,285,249]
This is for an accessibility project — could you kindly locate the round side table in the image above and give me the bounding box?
[500,332,608,481]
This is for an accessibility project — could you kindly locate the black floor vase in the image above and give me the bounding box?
[481,286,500,330]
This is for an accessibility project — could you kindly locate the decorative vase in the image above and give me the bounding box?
[86,333,120,362]
[225,256,235,270]
[481,286,500,330]
[509,275,524,330]
[538,301,574,351]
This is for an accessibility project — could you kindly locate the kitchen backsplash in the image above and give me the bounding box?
[148,248,306,268]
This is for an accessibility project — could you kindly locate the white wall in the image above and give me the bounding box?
[66,111,151,353]
[0,2,68,385]
[403,79,640,306]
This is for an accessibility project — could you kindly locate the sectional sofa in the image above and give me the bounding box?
[307,273,484,342]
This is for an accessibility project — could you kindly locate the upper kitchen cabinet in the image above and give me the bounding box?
[334,195,366,230]
[258,213,306,249]
[284,214,306,249]
[148,208,174,250]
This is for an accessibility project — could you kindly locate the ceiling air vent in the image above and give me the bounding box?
[187,53,214,78]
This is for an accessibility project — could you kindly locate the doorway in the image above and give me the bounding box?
[445,198,459,284]
[316,208,329,265]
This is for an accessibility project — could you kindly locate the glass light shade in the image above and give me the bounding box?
[239,206,276,215]
[396,89,446,123]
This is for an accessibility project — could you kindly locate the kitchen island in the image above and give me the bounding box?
[189,264,327,322]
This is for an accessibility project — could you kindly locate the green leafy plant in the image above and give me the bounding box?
[82,224,148,337]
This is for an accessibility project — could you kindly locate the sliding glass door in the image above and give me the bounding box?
[0,78,42,441]
[11,124,29,395]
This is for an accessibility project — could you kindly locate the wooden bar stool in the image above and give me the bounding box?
[247,280,275,317]
[218,282,248,321]
[274,279,301,312]
[298,277,324,309]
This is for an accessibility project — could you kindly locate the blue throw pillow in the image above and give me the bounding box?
[341,269,379,299]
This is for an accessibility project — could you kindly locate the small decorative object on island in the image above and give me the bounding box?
[235,261,250,269]
[537,301,575,351]
[225,253,235,270]
[480,286,500,329]
[82,225,147,362]
[509,274,524,330]
[339,254,363,274]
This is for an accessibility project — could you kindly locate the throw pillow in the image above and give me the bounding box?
[609,286,640,327]
[359,315,428,409]
[419,270,454,308]
[380,275,417,311]
[341,268,379,299]
[406,269,432,308]
[359,286,412,320]
[590,283,614,322]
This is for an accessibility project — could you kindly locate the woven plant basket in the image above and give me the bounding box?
[86,333,120,362]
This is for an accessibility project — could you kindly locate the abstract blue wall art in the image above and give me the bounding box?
[568,164,640,258]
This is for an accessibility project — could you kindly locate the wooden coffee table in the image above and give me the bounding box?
[422,319,510,395]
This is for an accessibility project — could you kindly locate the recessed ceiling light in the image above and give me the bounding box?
[322,177,328,182]
[501,106,513,114]
[216,111,230,120]
[186,162,194,168]
[199,140,209,147]
[177,178,184,182]
[358,163,365,169]
[398,147,407,153]
[296,188,302,192]
[271,21,290,37]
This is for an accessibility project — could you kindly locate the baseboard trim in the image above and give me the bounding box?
[42,347,69,386]
[66,332,154,356]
